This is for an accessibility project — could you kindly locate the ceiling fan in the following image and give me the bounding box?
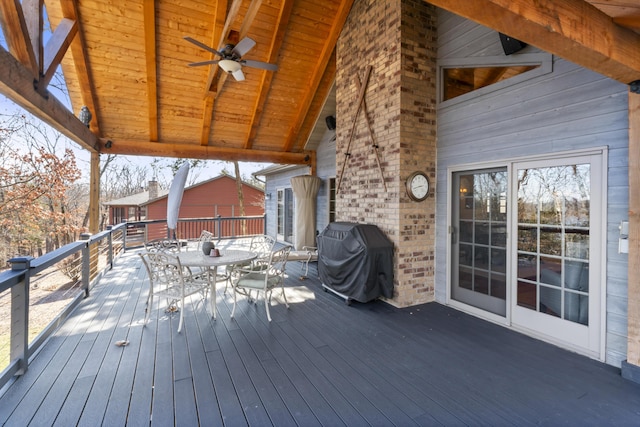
[184,36,278,81]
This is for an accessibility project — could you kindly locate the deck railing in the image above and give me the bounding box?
[0,215,265,390]
[123,215,266,248]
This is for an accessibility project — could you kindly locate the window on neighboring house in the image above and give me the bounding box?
[113,207,125,224]
[128,206,137,221]
[328,177,336,223]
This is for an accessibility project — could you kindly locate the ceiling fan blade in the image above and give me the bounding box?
[242,59,278,71]
[183,36,224,57]
[231,69,245,81]
[232,37,256,57]
[188,60,220,67]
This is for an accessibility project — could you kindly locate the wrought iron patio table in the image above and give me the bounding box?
[178,249,256,319]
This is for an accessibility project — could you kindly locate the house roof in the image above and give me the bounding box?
[102,188,169,207]
[103,174,263,207]
[253,163,307,178]
[0,1,638,167]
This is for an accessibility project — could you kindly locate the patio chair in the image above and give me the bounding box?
[231,245,292,322]
[144,238,182,253]
[139,251,210,333]
[287,245,318,279]
[226,234,276,293]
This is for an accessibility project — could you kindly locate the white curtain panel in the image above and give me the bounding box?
[290,175,322,250]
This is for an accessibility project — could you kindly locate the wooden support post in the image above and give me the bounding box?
[89,152,100,234]
[87,152,100,290]
[628,90,640,368]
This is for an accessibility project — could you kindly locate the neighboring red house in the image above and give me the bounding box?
[103,175,265,239]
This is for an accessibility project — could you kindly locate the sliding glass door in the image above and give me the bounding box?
[450,152,604,358]
[451,168,508,316]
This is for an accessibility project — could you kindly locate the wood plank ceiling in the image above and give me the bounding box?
[41,0,352,165]
[0,0,639,166]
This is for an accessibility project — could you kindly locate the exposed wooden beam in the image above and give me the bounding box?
[201,0,263,146]
[243,0,294,150]
[0,0,38,75]
[199,94,216,145]
[613,16,640,33]
[283,0,355,152]
[58,0,100,133]
[199,0,227,145]
[23,0,42,76]
[0,45,98,152]
[100,138,313,165]
[427,0,640,84]
[143,0,158,141]
[294,52,336,152]
[204,0,239,95]
[41,17,77,88]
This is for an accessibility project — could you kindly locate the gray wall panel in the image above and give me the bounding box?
[436,10,629,366]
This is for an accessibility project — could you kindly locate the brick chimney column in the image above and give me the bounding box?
[148,180,159,200]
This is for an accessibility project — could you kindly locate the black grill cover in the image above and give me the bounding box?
[317,222,394,303]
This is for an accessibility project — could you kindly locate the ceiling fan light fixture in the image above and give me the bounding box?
[219,59,241,73]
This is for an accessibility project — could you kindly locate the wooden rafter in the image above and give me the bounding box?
[143,0,158,142]
[204,0,240,95]
[58,0,100,133]
[100,138,312,165]
[23,0,42,77]
[294,51,336,151]
[243,0,294,150]
[427,0,640,84]
[199,0,229,145]
[0,44,98,151]
[0,0,38,75]
[613,16,640,33]
[200,0,265,146]
[283,0,355,152]
[41,17,77,88]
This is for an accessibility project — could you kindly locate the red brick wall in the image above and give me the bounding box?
[337,0,437,306]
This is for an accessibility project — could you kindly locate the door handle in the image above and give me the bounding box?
[449,226,457,244]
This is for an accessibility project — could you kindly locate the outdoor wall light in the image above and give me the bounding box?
[79,106,92,127]
[105,140,113,149]
[265,193,272,201]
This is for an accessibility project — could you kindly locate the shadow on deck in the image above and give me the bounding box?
[1,246,639,426]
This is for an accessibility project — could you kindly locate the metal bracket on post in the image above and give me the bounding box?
[106,226,114,269]
[80,233,91,297]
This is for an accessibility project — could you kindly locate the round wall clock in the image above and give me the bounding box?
[406,171,430,202]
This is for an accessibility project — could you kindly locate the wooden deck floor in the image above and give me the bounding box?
[1,248,640,426]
